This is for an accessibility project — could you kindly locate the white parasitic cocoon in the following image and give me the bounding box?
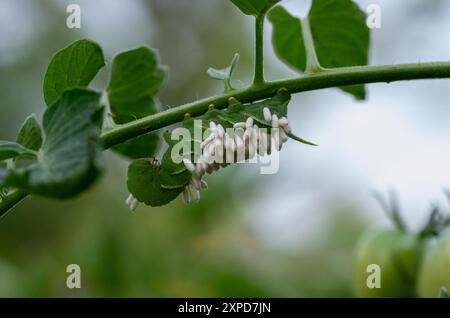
[199,160,208,173]
[226,148,234,163]
[272,114,279,129]
[187,184,200,202]
[182,188,191,204]
[211,127,221,139]
[194,163,204,178]
[183,158,196,172]
[129,199,139,212]
[279,117,289,127]
[246,117,254,129]
[283,125,292,134]
[217,124,225,138]
[126,194,133,206]
[234,122,246,129]
[224,135,235,163]
[235,134,245,161]
[258,130,268,156]
[214,138,224,160]
[225,133,236,153]
[251,125,259,152]
[263,107,272,123]
[266,134,272,155]
[192,190,200,202]
[279,129,289,143]
[205,142,215,159]
[229,136,237,152]
[201,134,215,149]
[248,139,256,159]
[243,128,252,143]
[126,194,139,212]
[190,178,202,190]
[272,131,282,151]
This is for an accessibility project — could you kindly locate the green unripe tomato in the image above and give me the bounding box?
[417,232,450,298]
[354,229,421,298]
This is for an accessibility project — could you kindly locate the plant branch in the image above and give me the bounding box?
[2,60,450,216]
[101,61,450,149]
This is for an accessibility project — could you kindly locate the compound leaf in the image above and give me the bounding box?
[107,47,166,125]
[16,114,43,152]
[2,88,104,198]
[43,39,105,106]
[268,6,307,74]
[268,0,370,100]
[107,47,166,159]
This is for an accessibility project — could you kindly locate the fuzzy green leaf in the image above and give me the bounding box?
[107,47,166,125]
[107,47,166,159]
[16,114,43,152]
[2,88,104,198]
[43,39,105,106]
[0,142,36,162]
[268,6,307,74]
[230,0,281,16]
[268,0,370,100]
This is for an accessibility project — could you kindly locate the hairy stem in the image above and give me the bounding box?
[301,17,323,73]
[253,13,266,85]
[2,61,450,215]
[101,61,450,149]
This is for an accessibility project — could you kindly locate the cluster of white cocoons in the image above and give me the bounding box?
[181,107,291,204]
[126,194,140,212]
[126,107,291,210]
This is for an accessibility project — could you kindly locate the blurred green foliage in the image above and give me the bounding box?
[0,167,366,297]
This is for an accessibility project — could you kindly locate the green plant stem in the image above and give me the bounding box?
[301,17,323,73]
[253,13,266,85]
[101,61,450,149]
[2,61,450,215]
[0,190,28,218]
